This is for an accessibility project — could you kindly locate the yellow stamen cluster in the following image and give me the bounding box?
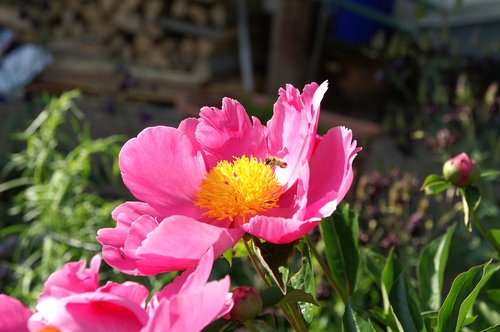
[194,156,282,223]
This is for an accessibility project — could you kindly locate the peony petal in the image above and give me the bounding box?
[153,248,214,306]
[30,293,148,332]
[101,245,141,275]
[124,215,159,251]
[266,81,327,189]
[0,294,32,332]
[151,276,232,332]
[195,98,267,167]
[243,215,319,244]
[111,201,165,221]
[119,126,206,219]
[305,126,360,220]
[134,216,243,275]
[98,281,149,307]
[39,255,101,300]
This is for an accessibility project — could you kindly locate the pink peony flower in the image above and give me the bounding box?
[0,294,32,332]
[97,81,361,275]
[28,255,150,332]
[143,248,233,332]
[442,152,478,187]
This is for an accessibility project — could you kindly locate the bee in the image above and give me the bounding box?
[264,156,288,168]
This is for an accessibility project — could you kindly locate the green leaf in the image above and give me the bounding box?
[290,240,316,324]
[419,224,456,311]
[255,313,276,330]
[260,286,318,308]
[480,169,500,180]
[491,229,500,245]
[481,324,500,332]
[459,186,481,231]
[0,177,32,192]
[436,261,500,332]
[370,306,403,331]
[343,297,377,332]
[222,248,233,266]
[252,239,295,294]
[320,204,360,300]
[421,175,449,195]
[389,275,426,332]
[381,248,401,312]
[421,174,445,189]
[421,311,439,331]
[424,181,450,195]
[362,248,386,283]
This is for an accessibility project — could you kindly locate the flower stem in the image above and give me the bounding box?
[243,239,307,332]
[304,234,347,303]
[474,217,500,256]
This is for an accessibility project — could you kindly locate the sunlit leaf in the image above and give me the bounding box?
[320,204,359,301]
[436,261,500,332]
[290,240,316,324]
[343,297,377,332]
[419,224,456,311]
[252,239,294,294]
[459,186,481,231]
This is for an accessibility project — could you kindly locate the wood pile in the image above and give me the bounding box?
[0,0,235,86]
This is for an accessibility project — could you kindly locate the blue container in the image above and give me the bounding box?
[334,0,395,44]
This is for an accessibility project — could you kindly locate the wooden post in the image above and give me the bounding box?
[266,0,312,94]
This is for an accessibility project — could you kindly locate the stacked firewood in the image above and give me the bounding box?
[0,0,233,73]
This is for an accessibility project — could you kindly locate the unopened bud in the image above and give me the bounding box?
[229,286,262,322]
[443,152,478,187]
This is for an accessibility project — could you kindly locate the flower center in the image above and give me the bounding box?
[39,327,61,332]
[194,155,283,223]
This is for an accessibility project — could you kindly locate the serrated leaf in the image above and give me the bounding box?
[343,297,377,332]
[436,261,500,332]
[320,204,359,301]
[389,275,426,332]
[252,239,295,294]
[459,186,481,231]
[290,240,316,324]
[419,224,456,311]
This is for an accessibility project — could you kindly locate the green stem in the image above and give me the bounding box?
[304,235,347,303]
[474,217,500,257]
[242,238,300,331]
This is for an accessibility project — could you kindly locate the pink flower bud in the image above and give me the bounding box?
[442,153,478,187]
[229,286,263,322]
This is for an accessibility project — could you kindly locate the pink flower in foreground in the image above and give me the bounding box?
[0,294,32,332]
[97,81,361,275]
[28,255,150,332]
[143,248,233,332]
